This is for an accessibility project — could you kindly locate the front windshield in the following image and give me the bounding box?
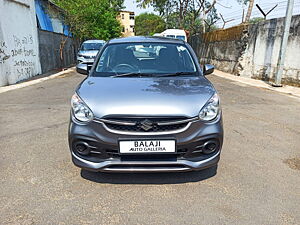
[176,35,185,40]
[166,35,175,38]
[81,42,103,51]
[95,43,197,77]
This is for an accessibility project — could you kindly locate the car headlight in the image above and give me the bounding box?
[77,54,83,57]
[71,93,93,122]
[199,93,220,121]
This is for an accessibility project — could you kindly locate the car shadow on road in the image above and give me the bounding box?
[80,166,217,184]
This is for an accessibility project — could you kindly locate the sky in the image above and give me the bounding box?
[123,0,300,28]
[123,0,154,14]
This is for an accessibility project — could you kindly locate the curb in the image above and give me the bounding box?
[213,69,300,100]
[0,67,76,94]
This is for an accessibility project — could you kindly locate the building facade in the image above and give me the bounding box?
[118,11,135,37]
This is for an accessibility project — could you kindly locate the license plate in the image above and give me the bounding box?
[119,140,176,154]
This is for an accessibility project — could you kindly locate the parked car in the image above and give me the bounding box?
[77,40,105,64]
[71,36,223,173]
[160,29,187,41]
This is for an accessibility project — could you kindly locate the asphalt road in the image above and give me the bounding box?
[1,71,300,225]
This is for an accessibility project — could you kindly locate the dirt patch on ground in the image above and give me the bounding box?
[58,73,74,78]
[284,158,300,171]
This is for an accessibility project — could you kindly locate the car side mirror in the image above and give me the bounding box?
[203,64,214,76]
[76,63,88,75]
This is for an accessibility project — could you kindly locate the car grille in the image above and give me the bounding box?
[83,55,95,59]
[96,116,196,133]
[106,122,188,132]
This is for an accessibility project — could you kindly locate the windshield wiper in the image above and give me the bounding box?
[111,72,154,78]
[158,72,196,77]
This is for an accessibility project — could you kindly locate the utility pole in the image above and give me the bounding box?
[274,0,294,87]
[245,0,255,22]
[242,9,245,23]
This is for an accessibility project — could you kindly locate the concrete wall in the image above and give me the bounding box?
[190,15,300,86]
[190,25,248,76]
[38,29,79,73]
[240,16,300,86]
[0,0,42,86]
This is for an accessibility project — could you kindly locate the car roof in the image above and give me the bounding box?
[83,40,105,44]
[108,36,186,44]
[161,29,186,35]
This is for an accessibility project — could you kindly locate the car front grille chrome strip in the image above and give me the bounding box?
[156,117,198,126]
[94,118,137,126]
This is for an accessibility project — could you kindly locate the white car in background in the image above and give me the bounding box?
[159,29,187,42]
[77,40,105,64]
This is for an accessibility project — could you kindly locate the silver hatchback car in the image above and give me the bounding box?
[77,40,105,64]
[70,36,223,173]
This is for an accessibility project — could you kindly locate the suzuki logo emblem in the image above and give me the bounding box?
[140,119,154,131]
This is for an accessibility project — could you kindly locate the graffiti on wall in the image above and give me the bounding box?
[0,41,10,64]
[0,34,37,81]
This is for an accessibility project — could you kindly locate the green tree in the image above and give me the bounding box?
[135,13,166,36]
[53,0,123,40]
[249,17,264,24]
[137,0,219,34]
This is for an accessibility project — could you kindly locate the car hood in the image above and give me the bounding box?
[77,76,216,118]
[78,50,99,57]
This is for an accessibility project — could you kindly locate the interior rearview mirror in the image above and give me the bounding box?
[76,63,88,75]
[203,64,214,76]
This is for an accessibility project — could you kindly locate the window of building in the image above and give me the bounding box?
[130,25,135,32]
[129,13,134,20]
[121,14,124,19]
[122,27,125,32]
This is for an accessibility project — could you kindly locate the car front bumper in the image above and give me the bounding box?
[77,56,95,64]
[69,114,223,172]
[71,150,220,172]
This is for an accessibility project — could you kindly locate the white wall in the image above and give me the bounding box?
[240,16,300,85]
[0,0,41,87]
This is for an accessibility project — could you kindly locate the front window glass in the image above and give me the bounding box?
[81,43,103,51]
[94,43,197,77]
[176,35,185,40]
[166,35,175,38]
